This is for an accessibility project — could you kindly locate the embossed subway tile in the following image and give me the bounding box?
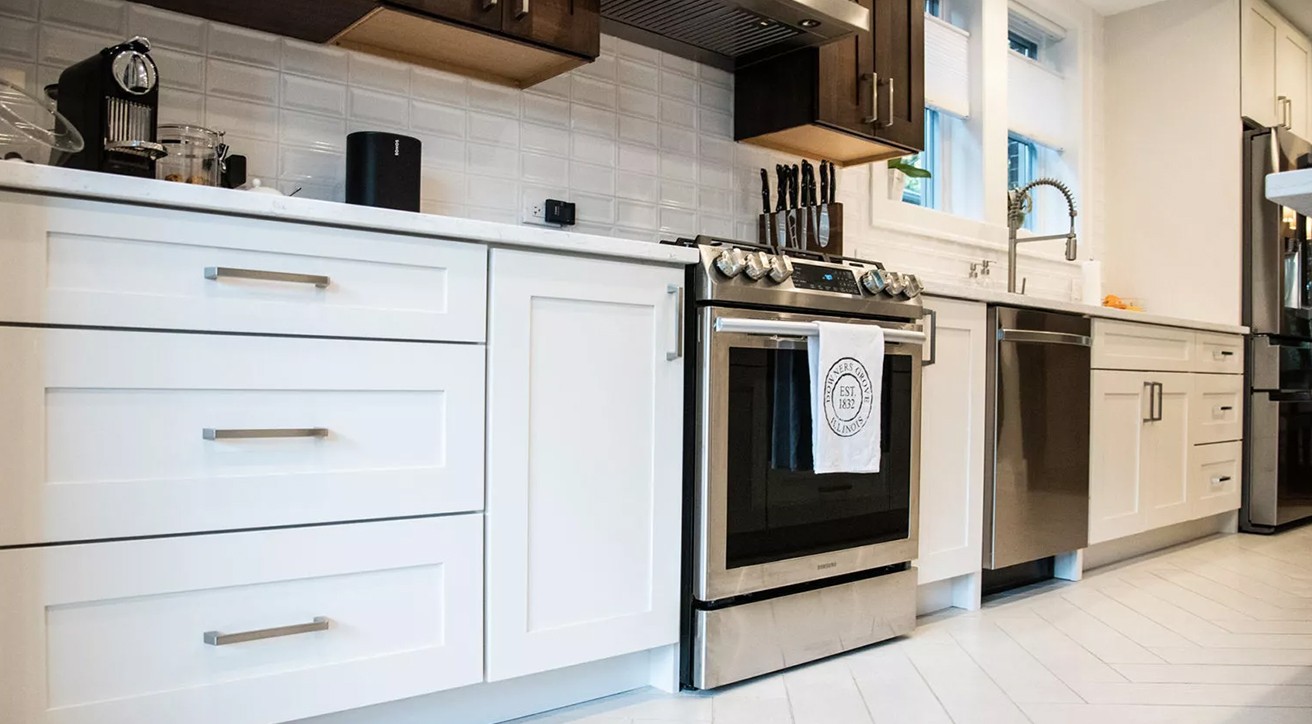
[222,134,277,179]
[699,63,732,89]
[618,143,658,176]
[575,52,616,81]
[410,100,466,140]
[153,47,205,93]
[421,167,466,204]
[618,87,657,119]
[660,204,698,234]
[529,71,570,100]
[617,58,658,92]
[659,69,696,101]
[616,199,657,229]
[701,214,735,238]
[661,98,698,130]
[699,81,732,112]
[279,109,346,152]
[468,110,520,146]
[411,65,467,105]
[571,103,617,139]
[280,73,345,116]
[279,145,344,185]
[572,192,616,226]
[659,152,697,183]
[521,122,568,156]
[571,73,617,110]
[660,179,696,208]
[617,37,659,64]
[522,184,569,214]
[468,79,521,117]
[700,137,735,164]
[281,38,348,82]
[523,92,569,127]
[348,52,410,95]
[699,162,733,190]
[659,51,697,78]
[415,134,465,171]
[206,97,278,141]
[466,174,518,210]
[521,152,568,186]
[127,4,205,54]
[0,18,37,61]
[570,132,615,167]
[208,23,280,67]
[467,141,518,178]
[40,0,124,35]
[349,87,408,127]
[699,187,735,216]
[615,171,658,203]
[0,0,38,20]
[569,160,614,195]
[38,23,116,67]
[618,114,658,147]
[660,125,698,156]
[0,61,37,94]
[420,199,466,217]
[698,109,731,139]
[157,88,204,125]
[207,59,279,105]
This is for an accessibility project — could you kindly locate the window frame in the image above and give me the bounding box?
[901,108,941,209]
[1008,133,1038,230]
[1008,31,1039,60]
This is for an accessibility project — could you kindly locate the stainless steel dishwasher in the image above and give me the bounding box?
[983,307,1092,571]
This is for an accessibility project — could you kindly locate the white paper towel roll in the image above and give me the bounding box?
[1081,261,1103,306]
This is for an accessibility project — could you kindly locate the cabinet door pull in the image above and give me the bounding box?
[205,266,330,289]
[515,0,529,18]
[1218,405,1234,412]
[204,616,330,646]
[1214,349,1235,360]
[862,73,879,125]
[1210,475,1233,485]
[881,77,896,129]
[1155,382,1164,422]
[924,308,938,367]
[203,428,329,440]
[1143,381,1156,423]
[667,284,684,361]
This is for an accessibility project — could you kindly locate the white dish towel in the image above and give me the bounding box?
[808,321,885,474]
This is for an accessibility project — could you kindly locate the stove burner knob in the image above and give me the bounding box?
[903,274,924,298]
[768,254,795,283]
[742,251,771,281]
[884,271,908,297]
[860,268,889,294]
[714,248,748,277]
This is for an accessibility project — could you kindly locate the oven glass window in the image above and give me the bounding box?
[724,347,913,570]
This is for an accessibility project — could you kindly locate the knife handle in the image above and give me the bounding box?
[776,165,787,211]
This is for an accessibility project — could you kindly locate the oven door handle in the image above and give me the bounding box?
[713,317,927,344]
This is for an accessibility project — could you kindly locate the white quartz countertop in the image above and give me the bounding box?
[926,282,1249,335]
[0,162,700,266]
[1267,167,1312,217]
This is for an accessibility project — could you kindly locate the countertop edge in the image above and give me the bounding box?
[0,163,701,266]
[1267,168,1312,217]
[925,285,1249,336]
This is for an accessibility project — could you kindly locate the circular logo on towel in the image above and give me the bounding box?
[823,356,874,438]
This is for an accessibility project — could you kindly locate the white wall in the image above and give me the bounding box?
[1103,0,1242,324]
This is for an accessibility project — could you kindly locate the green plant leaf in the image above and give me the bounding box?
[889,159,932,179]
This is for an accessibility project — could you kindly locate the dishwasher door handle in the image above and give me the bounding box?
[998,329,1092,347]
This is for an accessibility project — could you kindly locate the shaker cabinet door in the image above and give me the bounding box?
[501,0,600,58]
[818,0,876,137]
[1243,0,1282,127]
[915,299,987,585]
[485,250,683,681]
[391,0,502,30]
[871,0,925,150]
[1141,373,1194,530]
[1089,370,1151,544]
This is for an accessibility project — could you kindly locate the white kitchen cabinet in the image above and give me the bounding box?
[1142,373,1194,530]
[1191,441,1243,519]
[1190,373,1245,445]
[1092,319,1196,372]
[915,298,987,586]
[0,517,483,724]
[1242,0,1312,136]
[485,250,684,682]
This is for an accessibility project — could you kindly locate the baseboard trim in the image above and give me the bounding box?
[1084,511,1238,571]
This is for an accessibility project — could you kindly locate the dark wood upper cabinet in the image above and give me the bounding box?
[501,0,600,60]
[133,0,599,89]
[392,0,502,32]
[735,0,924,166]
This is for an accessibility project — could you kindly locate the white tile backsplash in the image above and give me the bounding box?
[10,0,1079,296]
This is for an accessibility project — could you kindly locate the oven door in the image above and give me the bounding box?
[694,306,923,603]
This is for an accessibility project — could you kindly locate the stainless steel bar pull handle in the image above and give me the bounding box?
[204,616,330,646]
[882,77,896,128]
[998,329,1092,347]
[1154,382,1164,422]
[667,284,684,361]
[862,73,879,125]
[515,0,529,17]
[205,266,330,288]
[204,428,329,440]
[1143,382,1156,423]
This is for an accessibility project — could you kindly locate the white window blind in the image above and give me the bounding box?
[925,15,971,118]
[1007,51,1067,149]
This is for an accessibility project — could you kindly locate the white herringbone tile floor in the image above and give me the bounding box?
[516,527,1312,724]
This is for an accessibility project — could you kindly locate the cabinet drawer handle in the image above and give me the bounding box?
[1214,350,1235,360]
[203,428,329,440]
[515,0,529,18]
[1218,405,1234,412]
[205,266,330,288]
[204,616,330,646]
[1210,475,1233,485]
[862,72,878,125]
[881,76,896,129]
[667,284,684,361]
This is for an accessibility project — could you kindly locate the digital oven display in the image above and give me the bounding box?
[791,263,861,294]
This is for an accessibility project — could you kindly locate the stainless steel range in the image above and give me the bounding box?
[667,236,932,690]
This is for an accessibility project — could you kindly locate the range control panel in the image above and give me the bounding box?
[790,263,862,295]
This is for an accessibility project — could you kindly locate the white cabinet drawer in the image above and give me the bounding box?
[0,326,484,545]
[0,192,487,341]
[1191,442,1242,519]
[0,516,483,724]
[1190,374,1244,445]
[1194,332,1244,374]
[1092,319,1196,372]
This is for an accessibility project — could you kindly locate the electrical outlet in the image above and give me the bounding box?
[522,201,548,226]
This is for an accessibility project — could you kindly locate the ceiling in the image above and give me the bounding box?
[1269,0,1312,38]
[1075,0,1168,15]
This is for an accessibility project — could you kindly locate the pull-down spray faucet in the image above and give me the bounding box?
[1007,178,1078,293]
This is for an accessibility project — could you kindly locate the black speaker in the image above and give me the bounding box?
[346,132,421,212]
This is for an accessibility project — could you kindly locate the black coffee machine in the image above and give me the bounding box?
[53,36,166,177]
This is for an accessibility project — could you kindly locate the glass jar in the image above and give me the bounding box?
[157,124,226,186]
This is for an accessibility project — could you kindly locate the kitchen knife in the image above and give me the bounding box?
[775,165,788,248]
[775,164,787,212]
[789,165,799,208]
[819,160,831,249]
[819,160,829,205]
[787,166,799,249]
[760,168,771,215]
[829,161,836,203]
[803,161,819,247]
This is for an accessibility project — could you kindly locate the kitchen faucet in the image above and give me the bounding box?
[1007,178,1078,293]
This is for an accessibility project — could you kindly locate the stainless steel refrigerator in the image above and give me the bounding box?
[1242,125,1312,532]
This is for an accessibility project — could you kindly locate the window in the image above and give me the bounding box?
[902,108,941,209]
[1008,31,1039,60]
[925,0,942,18]
[1008,133,1036,230]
